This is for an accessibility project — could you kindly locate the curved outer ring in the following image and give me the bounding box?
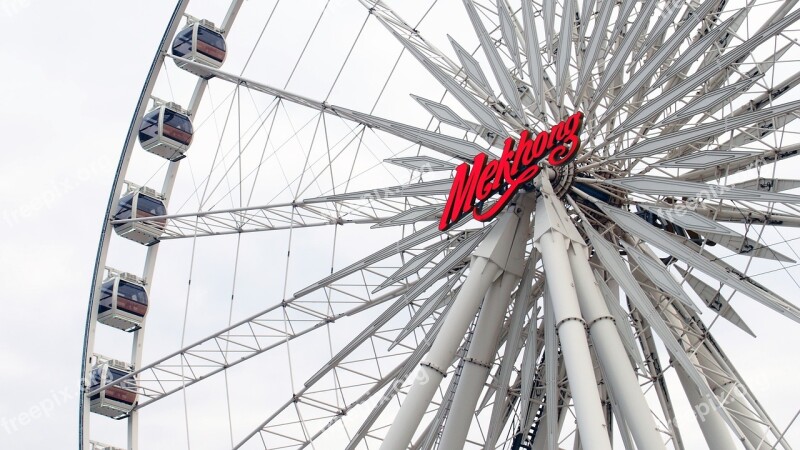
[78,1,243,448]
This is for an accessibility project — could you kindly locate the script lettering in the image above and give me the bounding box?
[439,111,584,231]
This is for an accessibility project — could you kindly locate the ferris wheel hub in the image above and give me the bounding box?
[548,160,577,199]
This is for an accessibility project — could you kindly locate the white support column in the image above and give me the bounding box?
[438,198,531,449]
[665,298,768,448]
[566,243,667,449]
[381,207,527,450]
[671,303,764,448]
[534,176,612,450]
[532,358,568,450]
[712,381,768,448]
[674,361,738,450]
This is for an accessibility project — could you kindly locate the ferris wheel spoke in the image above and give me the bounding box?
[627,251,708,326]
[411,94,482,137]
[394,33,510,138]
[604,174,800,205]
[661,45,796,161]
[676,144,800,183]
[650,12,744,94]
[592,0,659,112]
[305,179,454,204]
[554,0,577,108]
[611,99,800,160]
[703,114,798,159]
[304,269,469,392]
[238,291,456,449]
[295,220,471,298]
[603,7,800,136]
[633,0,686,62]
[674,267,755,336]
[108,200,386,240]
[660,74,759,130]
[497,1,523,80]
[452,35,498,101]
[732,177,800,194]
[360,0,512,139]
[666,230,796,295]
[582,222,741,433]
[635,204,796,263]
[173,54,497,164]
[595,201,800,323]
[520,0,548,119]
[88,280,417,413]
[95,219,483,410]
[347,335,474,450]
[575,0,614,106]
[463,0,526,122]
[390,273,463,348]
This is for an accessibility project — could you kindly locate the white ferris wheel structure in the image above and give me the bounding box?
[81,0,800,449]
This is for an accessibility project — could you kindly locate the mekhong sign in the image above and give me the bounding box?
[439,111,584,231]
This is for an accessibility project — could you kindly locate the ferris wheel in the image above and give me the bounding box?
[80,0,800,448]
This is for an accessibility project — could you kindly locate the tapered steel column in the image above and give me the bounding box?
[713,381,768,448]
[673,304,765,448]
[533,177,612,450]
[437,198,532,449]
[567,244,666,449]
[381,205,528,450]
[674,361,738,450]
[532,360,568,450]
[554,214,666,449]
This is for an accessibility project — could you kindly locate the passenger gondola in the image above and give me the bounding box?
[172,19,226,79]
[88,357,137,419]
[97,273,147,331]
[139,103,193,161]
[112,188,167,246]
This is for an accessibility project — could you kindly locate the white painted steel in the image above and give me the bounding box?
[674,362,739,450]
[566,246,667,448]
[83,0,800,447]
[534,184,612,450]
[438,199,531,449]
[551,183,666,449]
[381,208,525,449]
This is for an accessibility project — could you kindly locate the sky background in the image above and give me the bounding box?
[0,0,178,447]
[1,0,799,449]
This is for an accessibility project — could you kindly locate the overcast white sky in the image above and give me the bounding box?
[0,1,178,447]
[1,0,799,449]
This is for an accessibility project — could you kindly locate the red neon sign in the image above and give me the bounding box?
[439,111,584,231]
